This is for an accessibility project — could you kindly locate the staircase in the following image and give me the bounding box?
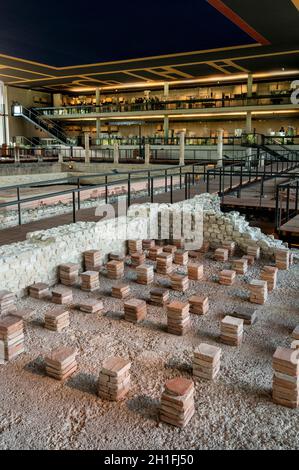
[11,105,70,145]
[241,133,299,162]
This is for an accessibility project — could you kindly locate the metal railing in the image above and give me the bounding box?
[34,93,293,117]
[0,163,215,228]
[275,178,299,230]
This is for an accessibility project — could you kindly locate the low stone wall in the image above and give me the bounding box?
[0,193,295,297]
[0,163,64,182]
[128,194,288,257]
[0,216,148,297]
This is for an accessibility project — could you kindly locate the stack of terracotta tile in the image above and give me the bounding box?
[247,245,260,260]
[124,299,147,323]
[0,315,24,361]
[28,283,50,300]
[128,240,142,254]
[131,252,145,267]
[289,252,294,266]
[45,346,77,380]
[222,241,235,256]
[219,270,236,286]
[199,241,210,253]
[291,326,299,341]
[111,284,131,299]
[79,299,103,314]
[59,263,79,286]
[189,295,209,315]
[44,308,70,332]
[98,356,131,401]
[0,290,15,316]
[156,253,173,275]
[149,288,169,306]
[160,377,195,428]
[163,245,177,256]
[220,315,244,346]
[260,266,278,291]
[174,250,188,266]
[107,260,124,280]
[187,263,204,281]
[232,258,248,275]
[136,264,154,285]
[167,301,190,336]
[214,248,229,262]
[172,239,185,249]
[51,286,73,304]
[84,250,101,271]
[248,279,268,305]
[142,239,155,250]
[170,273,189,292]
[81,271,100,292]
[108,253,124,261]
[291,340,299,350]
[275,248,290,270]
[242,255,255,266]
[148,246,163,261]
[272,347,299,408]
[230,306,258,325]
[193,343,221,381]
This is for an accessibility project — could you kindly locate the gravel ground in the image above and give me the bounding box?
[0,251,298,450]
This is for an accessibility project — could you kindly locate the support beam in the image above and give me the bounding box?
[247,73,253,98]
[84,133,90,164]
[179,131,185,166]
[113,143,119,165]
[217,129,224,167]
[163,82,169,99]
[246,111,253,159]
[164,115,169,141]
[96,118,101,140]
[95,87,100,106]
[144,143,150,165]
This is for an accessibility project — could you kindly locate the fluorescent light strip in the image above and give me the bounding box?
[68,69,299,92]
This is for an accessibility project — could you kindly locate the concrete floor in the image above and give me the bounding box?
[0,250,298,450]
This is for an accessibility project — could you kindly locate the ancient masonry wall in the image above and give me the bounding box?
[0,216,148,297]
[0,194,292,297]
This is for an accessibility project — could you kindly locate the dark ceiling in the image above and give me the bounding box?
[0,0,298,91]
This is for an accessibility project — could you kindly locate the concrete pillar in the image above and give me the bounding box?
[247,74,253,98]
[163,115,169,141]
[144,143,150,165]
[113,143,119,165]
[246,111,252,133]
[164,82,169,99]
[58,149,63,163]
[246,111,253,160]
[84,133,90,163]
[217,129,224,167]
[14,146,20,163]
[95,87,100,106]
[96,118,101,139]
[179,131,185,166]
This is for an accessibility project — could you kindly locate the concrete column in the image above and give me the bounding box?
[96,118,101,139]
[95,87,100,106]
[217,129,224,167]
[246,111,253,160]
[113,143,119,165]
[247,74,253,98]
[164,82,169,99]
[163,115,169,141]
[14,146,20,163]
[58,149,63,163]
[144,143,150,165]
[246,111,252,133]
[84,132,90,164]
[179,131,185,166]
